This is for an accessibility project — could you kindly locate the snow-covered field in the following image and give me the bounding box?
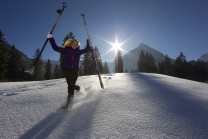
[0,73,208,139]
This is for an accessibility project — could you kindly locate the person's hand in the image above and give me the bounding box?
[47,33,52,38]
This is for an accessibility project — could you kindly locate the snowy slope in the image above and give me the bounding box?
[1,73,208,139]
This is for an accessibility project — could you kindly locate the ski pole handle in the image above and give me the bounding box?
[50,2,67,34]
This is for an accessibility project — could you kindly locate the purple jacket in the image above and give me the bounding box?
[49,37,91,70]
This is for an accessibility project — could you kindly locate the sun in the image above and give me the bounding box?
[100,37,128,57]
[112,39,121,52]
[93,34,134,57]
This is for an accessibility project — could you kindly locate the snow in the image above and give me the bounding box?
[1,73,208,139]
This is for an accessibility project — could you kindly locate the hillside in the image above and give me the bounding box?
[1,73,208,138]
[4,42,32,70]
[4,42,59,72]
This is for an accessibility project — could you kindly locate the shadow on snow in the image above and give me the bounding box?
[129,73,208,137]
[19,86,102,139]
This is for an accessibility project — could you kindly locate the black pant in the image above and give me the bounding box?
[64,68,79,99]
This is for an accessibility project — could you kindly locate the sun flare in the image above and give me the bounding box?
[93,32,139,58]
[112,39,121,52]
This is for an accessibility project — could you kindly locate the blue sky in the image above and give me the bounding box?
[1,0,208,62]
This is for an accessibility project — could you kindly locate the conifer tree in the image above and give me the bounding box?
[157,61,164,74]
[81,51,94,75]
[173,52,188,78]
[163,54,172,75]
[20,66,26,81]
[103,61,110,74]
[32,48,43,81]
[44,59,51,80]
[145,53,151,72]
[149,54,157,73]
[6,45,22,81]
[78,63,84,76]
[186,61,195,80]
[144,53,152,72]
[205,62,208,82]
[53,64,61,79]
[137,51,157,73]
[0,30,7,81]
[194,60,207,82]
[94,46,103,74]
[137,50,145,72]
[81,46,103,75]
[60,32,75,77]
[114,49,123,73]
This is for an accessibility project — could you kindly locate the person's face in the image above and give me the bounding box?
[71,41,78,49]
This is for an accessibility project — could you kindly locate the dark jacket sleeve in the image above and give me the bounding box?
[78,42,91,55]
[49,38,66,54]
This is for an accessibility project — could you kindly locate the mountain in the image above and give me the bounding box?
[4,42,33,70]
[198,53,208,62]
[123,43,170,72]
[42,59,60,71]
[4,42,59,72]
[107,43,173,72]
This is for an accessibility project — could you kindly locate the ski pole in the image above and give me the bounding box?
[28,2,67,74]
[81,14,104,89]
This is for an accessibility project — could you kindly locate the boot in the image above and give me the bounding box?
[74,85,80,91]
[62,95,74,111]
[70,83,80,91]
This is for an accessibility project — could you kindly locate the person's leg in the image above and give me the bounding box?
[64,69,79,109]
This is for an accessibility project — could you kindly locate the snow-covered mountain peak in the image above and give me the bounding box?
[137,43,151,49]
[198,53,208,62]
[137,43,162,55]
[122,43,167,72]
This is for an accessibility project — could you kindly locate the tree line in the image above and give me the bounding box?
[113,48,208,83]
[2,28,207,83]
[0,30,110,82]
[137,50,208,82]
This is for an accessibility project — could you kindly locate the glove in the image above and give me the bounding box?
[47,33,52,38]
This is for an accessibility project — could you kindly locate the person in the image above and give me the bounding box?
[47,33,91,110]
